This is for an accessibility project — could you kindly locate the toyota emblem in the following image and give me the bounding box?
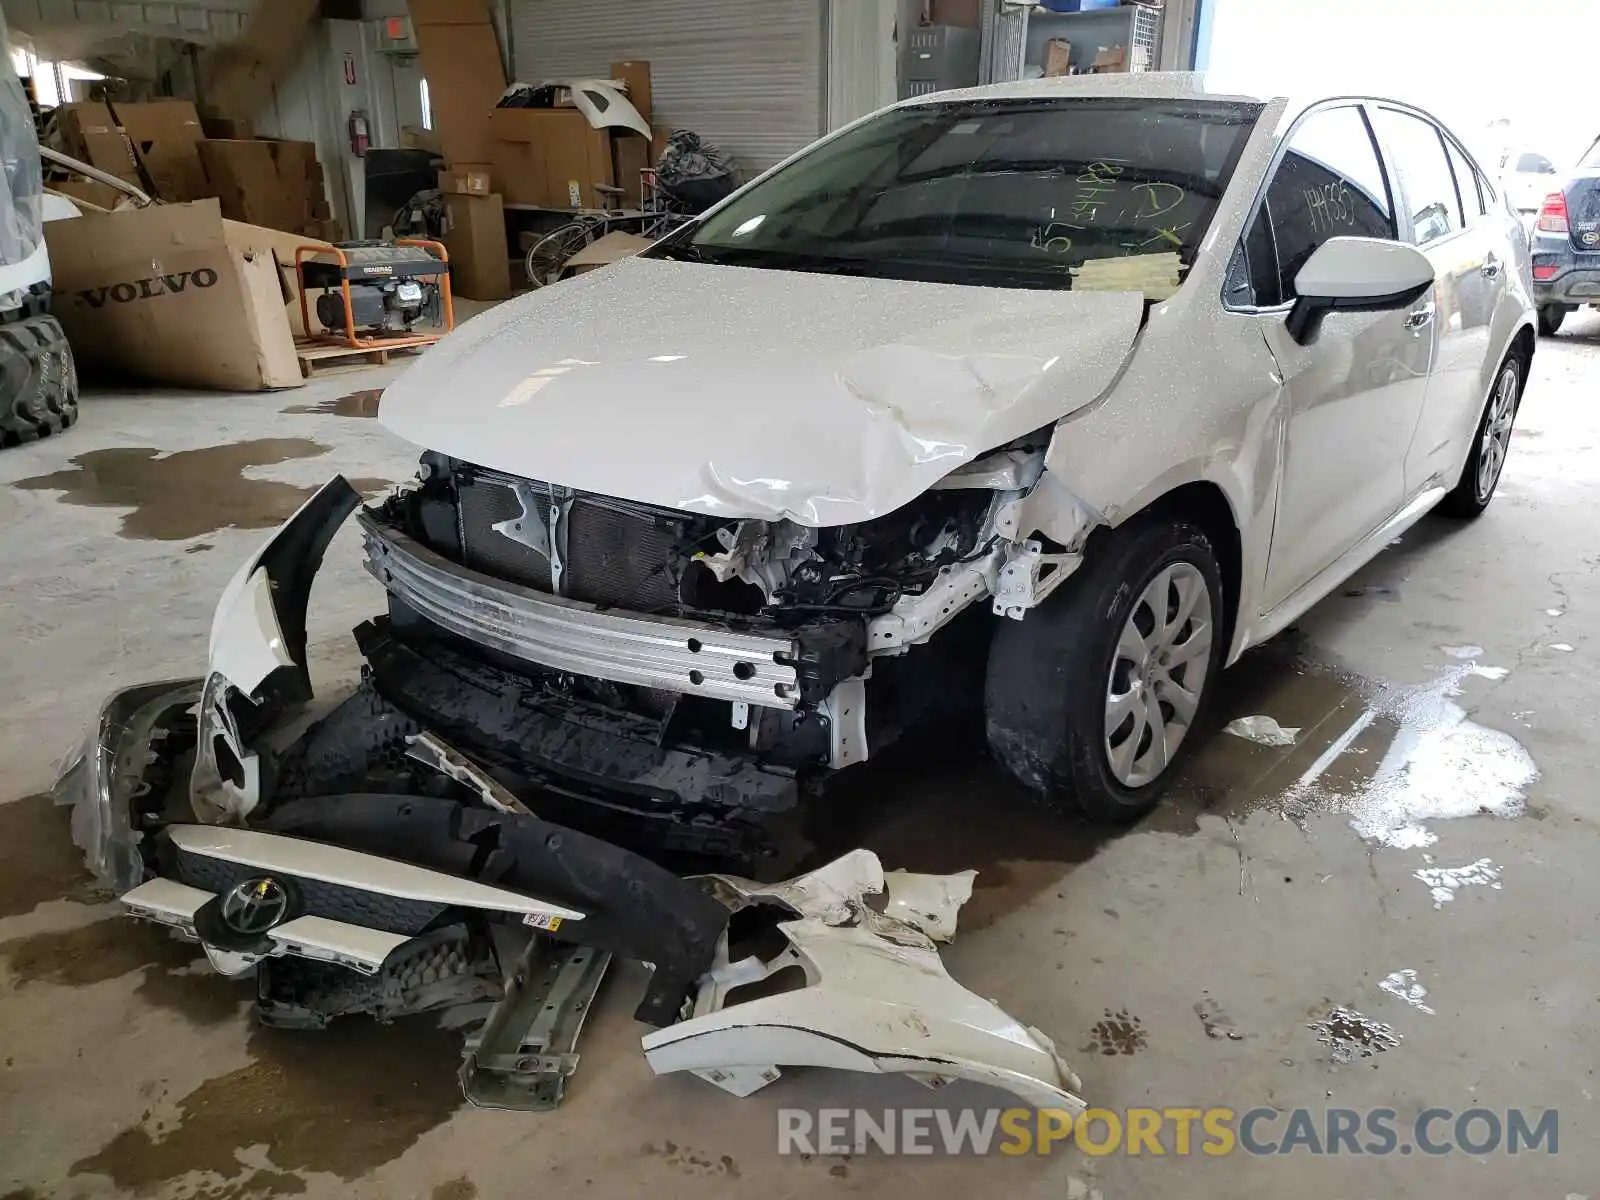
[219,876,291,936]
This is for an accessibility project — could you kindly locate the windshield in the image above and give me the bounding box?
[665,97,1262,291]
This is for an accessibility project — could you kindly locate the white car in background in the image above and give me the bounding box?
[1502,147,1563,215]
[57,75,1537,1107]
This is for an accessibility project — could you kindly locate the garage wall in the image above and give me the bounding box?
[506,0,826,172]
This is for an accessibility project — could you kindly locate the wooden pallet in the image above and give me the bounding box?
[295,338,432,377]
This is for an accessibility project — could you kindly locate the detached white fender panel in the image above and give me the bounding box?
[644,851,1085,1111]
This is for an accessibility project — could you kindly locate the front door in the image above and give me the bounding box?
[1246,104,1435,611]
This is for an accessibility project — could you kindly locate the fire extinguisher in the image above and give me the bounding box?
[348,110,370,157]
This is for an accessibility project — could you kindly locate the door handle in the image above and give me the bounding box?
[1482,256,1503,279]
[1403,304,1436,330]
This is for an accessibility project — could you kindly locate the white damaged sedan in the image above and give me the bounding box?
[57,73,1535,1107]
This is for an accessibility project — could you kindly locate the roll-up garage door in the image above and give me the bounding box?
[508,0,825,173]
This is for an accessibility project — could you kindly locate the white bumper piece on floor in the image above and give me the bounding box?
[640,851,1086,1112]
[121,826,587,978]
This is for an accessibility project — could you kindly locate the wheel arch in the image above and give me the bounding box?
[1080,478,1245,662]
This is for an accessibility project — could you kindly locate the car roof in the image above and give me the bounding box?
[899,70,1279,108]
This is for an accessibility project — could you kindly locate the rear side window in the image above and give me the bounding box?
[1374,109,1462,244]
[1445,138,1486,219]
[1241,105,1395,306]
[1581,139,1600,170]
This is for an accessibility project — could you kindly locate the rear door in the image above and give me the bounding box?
[1370,106,1492,497]
[1240,103,1432,611]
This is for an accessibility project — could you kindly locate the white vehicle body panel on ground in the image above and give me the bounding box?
[645,852,1086,1111]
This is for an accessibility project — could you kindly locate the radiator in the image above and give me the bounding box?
[456,470,684,611]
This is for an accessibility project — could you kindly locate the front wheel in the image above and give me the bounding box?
[1537,304,1568,337]
[985,517,1226,823]
[1438,352,1523,519]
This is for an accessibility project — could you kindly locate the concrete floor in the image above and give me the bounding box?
[2,311,1599,1199]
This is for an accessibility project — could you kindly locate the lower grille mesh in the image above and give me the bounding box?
[456,472,685,611]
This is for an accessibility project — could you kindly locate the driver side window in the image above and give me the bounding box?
[1231,105,1397,307]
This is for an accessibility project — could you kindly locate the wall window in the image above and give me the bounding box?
[1374,109,1462,244]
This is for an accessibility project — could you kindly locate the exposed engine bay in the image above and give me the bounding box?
[54,432,1101,1115]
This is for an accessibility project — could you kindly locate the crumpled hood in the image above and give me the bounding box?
[380,257,1144,525]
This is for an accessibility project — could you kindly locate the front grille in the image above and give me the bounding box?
[456,469,686,611]
[174,847,448,935]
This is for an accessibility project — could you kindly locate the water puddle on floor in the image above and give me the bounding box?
[797,632,1537,928]
[1164,637,1538,853]
[282,388,384,418]
[69,1018,463,1195]
[12,439,391,539]
[0,792,96,919]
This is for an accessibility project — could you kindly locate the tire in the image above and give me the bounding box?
[1438,351,1523,519]
[985,516,1226,823]
[0,314,79,450]
[1536,304,1567,337]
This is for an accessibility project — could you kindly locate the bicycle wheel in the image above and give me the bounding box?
[524,220,598,288]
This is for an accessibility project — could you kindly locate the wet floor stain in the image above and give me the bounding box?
[431,1177,478,1200]
[0,792,96,919]
[639,1142,744,1179]
[282,388,384,418]
[12,440,391,540]
[70,1018,464,1193]
[1083,1008,1147,1056]
[1414,857,1503,908]
[1377,969,1435,1015]
[0,916,246,1027]
[1194,992,1245,1041]
[1307,1005,1401,1064]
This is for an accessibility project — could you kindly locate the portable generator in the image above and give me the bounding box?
[296,239,454,350]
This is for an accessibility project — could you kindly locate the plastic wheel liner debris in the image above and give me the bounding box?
[52,474,1087,1112]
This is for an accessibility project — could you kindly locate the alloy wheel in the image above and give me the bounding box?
[1104,562,1214,788]
[1476,362,1519,503]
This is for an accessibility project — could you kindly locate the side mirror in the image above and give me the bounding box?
[1286,237,1435,346]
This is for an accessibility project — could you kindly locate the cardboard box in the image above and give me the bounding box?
[114,100,208,202]
[407,0,493,23]
[442,192,510,301]
[43,199,304,391]
[490,108,614,209]
[1091,45,1128,72]
[610,60,653,121]
[561,231,651,278]
[614,135,651,207]
[201,116,255,140]
[439,166,492,196]
[401,125,445,155]
[220,218,333,337]
[49,180,126,212]
[198,138,330,236]
[1044,38,1075,76]
[408,0,506,168]
[55,101,140,184]
[199,0,320,122]
[930,0,982,26]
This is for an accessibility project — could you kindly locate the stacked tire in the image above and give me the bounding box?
[0,313,78,448]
